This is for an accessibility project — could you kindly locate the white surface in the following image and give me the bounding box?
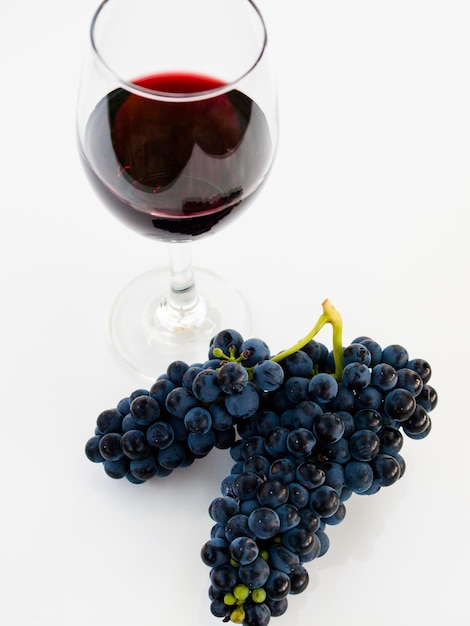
[1,1,469,625]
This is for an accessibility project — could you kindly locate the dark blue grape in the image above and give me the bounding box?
[129,454,158,481]
[323,501,346,525]
[201,538,230,567]
[116,397,131,416]
[167,415,189,441]
[316,528,330,557]
[146,421,175,449]
[265,597,288,617]
[289,565,309,594]
[230,440,245,462]
[232,472,264,501]
[217,362,249,394]
[313,412,345,443]
[237,417,260,441]
[244,455,271,478]
[99,432,123,461]
[165,387,197,418]
[342,362,371,390]
[104,457,128,479]
[238,556,271,588]
[187,430,216,456]
[243,602,271,626]
[252,360,285,392]
[353,337,382,367]
[158,442,188,469]
[268,543,300,574]
[85,435,104,463]
[379,426,403,455]
[121,429,151,459]
[230,536,259,565]
[315,438,350,464]
[210,599,229,619]
[371,454,401,486]
[252,413,277,438]
[284,376,309,403]
[149,378,175,405]
[344,461,374,494]
[248,507,281,539]
[121,413,144,433]
[321,461,345,493]
[416,384,438,412]
[242,436,266,460]
[129,388,150,401]
[354,409,382,432]
[354,385,383,411]
[269,458,296,483]
[225,514,254,541]
[192,369,221,403]
[407,358,432,384]
[184,406,212,434]
[287,482,310,509]
[402,405,431,438]
[297,508,320,533]
[275,503,301,533]
[396,368,424,396]
[181,365,203,390]
[335,410,356,438]
[308,373,338,403]
[349,429,380,461]
[281,527,315,556]
[328,384,355,412]
[209,496,240,525]
[225,382,260,419]
[282,351,313,377]
[296,462,325,490]
[240,499,261,516]
[343,343,372,366]
[166,360,189,385]
[309,485,340,518]
[384,388,416,422]
[240,338,270,367]
[371,363,397,391]
[209,403,234,432]
[291,400,323,430]
[381,344,409,369]
[280,409,296,430]
[210,328,244,358]
[257,478,289,508]
[96,409,123,435]
[286,428,316,457]
[210,563,239,592]
[264,569,291,600]
[264,427,290,457]
[130,395,160,426]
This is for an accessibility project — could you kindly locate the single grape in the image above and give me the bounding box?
[308,373,339,403]
[252,360,285,392]
[218,362,249,394]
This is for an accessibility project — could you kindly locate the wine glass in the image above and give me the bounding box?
[77,0,277,380]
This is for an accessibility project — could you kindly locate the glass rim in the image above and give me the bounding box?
[89,0,268,102]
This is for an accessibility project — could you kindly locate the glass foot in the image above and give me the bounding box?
[108,267,252,381]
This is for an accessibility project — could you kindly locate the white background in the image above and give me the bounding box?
[1,1,469,625]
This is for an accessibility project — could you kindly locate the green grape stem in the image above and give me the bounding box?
[213,299,344,380]
[271,299,344,380]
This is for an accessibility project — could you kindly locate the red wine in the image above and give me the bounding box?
[82,72,272,240]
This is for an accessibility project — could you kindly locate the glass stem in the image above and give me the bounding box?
[155,241,207,331]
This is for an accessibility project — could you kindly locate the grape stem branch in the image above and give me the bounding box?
[271,299,344,380]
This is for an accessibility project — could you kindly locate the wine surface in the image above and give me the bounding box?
[82,72,272,240]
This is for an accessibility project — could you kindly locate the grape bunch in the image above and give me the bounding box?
[84,331,284,482]
[84,300,438,626]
